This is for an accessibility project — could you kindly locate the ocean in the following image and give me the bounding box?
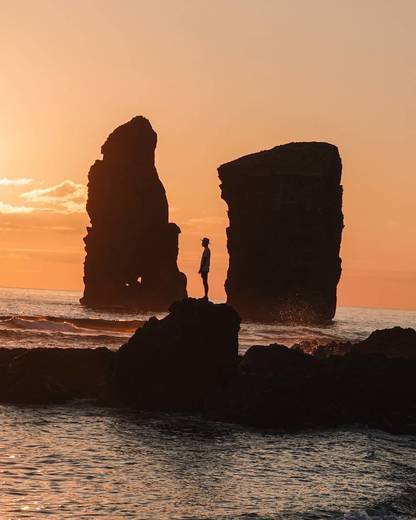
[0,287,415,519]
[1,287,415,353]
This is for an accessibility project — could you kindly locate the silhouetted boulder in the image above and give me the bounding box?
[294,326,416,359]
[211,339,416,433]
[114,298,241,411]
[0,322,414,433]
[81,116,187,309]
[353,326,416,359]
[0,348,115,404]
[218,142,344,322]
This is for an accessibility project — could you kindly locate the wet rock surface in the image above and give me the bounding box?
[218,142,344,322]
[296,326,416,359]
[81,115,187,310]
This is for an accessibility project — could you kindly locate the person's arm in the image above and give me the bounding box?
[198,250,205,273]
[199,249,209,272]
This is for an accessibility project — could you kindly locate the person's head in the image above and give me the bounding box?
[201,237,210,248]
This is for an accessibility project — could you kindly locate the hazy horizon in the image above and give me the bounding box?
[1,0,415,310]
[1,284,416,314]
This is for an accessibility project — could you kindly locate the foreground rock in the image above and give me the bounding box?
[355,327,416,360]
[0,348,115,404]
[113,298,241,411]
[296,326,416,359]
[81,115,187,309]
[218,142,344,322]
[211,341,416,434]
[0,315,414,435]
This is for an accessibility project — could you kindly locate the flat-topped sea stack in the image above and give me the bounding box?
[81,116,187,309]
[218,142,343,322]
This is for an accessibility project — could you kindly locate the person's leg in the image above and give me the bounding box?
[202,272,209,298]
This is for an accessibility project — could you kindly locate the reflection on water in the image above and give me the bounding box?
[0,403,415,519]
[0,287,415,353]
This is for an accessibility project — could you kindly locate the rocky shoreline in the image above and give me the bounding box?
[0,298,415,435]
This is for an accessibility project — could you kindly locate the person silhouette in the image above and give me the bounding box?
[198,237,211,299]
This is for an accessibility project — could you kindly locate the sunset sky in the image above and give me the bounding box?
[1,0,415,309]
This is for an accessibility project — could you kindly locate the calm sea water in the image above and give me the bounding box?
[0,287,415,519]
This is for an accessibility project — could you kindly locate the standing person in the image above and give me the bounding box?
[198,237,211,299]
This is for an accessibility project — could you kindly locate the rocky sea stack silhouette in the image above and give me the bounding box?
[218,142,343,322]
[81,116,187,309]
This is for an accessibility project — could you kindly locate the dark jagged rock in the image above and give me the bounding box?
[354,326,416,359]
[81,116,187,309]
[0,347,115,404]
[0,322,414,434]
[113,298,241,411]
[294,339,354,358]
[295,326,416,359]
[218,142,344,322]
[211,339,416,434]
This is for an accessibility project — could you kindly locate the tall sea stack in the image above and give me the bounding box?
[81,116,187,309]
[218,142,343,322]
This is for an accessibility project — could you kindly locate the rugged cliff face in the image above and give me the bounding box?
[81,116,187,309]
[218,142,343,322]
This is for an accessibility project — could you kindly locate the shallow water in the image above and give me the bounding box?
[0,403,415,520]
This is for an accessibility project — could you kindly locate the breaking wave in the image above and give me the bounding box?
[0,315,143,334]
[0,316,144,349]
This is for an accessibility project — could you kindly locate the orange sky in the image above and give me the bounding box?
[0,0,415,310]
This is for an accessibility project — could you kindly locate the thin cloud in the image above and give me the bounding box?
[0,178,33,187]
[186,216,226,225]
[22,180,86,203]
[0,248,81,264]
[0,201,36,214]
[181,216,227,234]
[20,180,87,214]
[0,210,87,233]
[59,200,86,213]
